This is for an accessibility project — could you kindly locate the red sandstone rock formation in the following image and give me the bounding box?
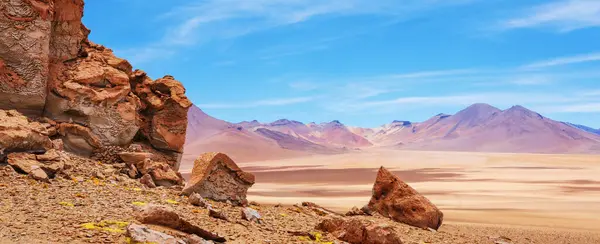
[0,109,52,155]
[0,0,191,175]
[367,167,444,230]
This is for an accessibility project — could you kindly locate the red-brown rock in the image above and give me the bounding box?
[132,73,192,153]
[0,0,189,180]
[317,217,404,244]
[367,167,443,230]
[135,204,226,242]
[0,110,52,154]
[182,152,255,205]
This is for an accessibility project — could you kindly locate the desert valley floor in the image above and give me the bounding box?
[183,149,600,232]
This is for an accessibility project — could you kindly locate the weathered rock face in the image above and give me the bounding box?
[0,0,87,117]
[0,0,191,172]
[182,152,255,205]
[367,167,443,230]
[44,44,140,150]
[0,0,52,117]
[131,72,192,154]
[317,217,404,244]
[0,109,52,155]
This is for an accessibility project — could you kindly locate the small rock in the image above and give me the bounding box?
[241,207,262,223]
[36,149,61,161]
[30,166,49,183]
[136,204,226,242]
[208,207,229,221]
[126,223,185,244]
[186,234,212,244]
[189,193,208,208]
[93,170,105,180]
[346,206,365,216]
[140,174,156,188]
[317,218,404,244]
[127,164,139,179]
[249,201,260,206]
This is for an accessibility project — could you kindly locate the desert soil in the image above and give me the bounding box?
[2,150,600,243]
[185,149,600,243]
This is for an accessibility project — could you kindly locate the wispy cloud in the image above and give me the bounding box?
[536,103,600,113]
[507,75,554,85]
[122,0,476,63]
[327,91,598,114]
[500,0,600,32]
[199,97,314,109]
[520,52,600,69]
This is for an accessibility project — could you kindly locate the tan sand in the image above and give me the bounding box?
[183,149,600,232]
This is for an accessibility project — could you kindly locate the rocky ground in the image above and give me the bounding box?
[1,154,599,244]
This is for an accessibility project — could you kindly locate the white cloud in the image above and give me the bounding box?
[501,0,600,32]
[508,75,554,85]
[521,52,600,69]
[536,103,600,113]
[122,0,476,63]
[326,91,597,114]
[199,97,314,109]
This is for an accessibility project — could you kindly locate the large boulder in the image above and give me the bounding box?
[367,167,443,230]
[131,72,192,153]
[0,109,52,156]
[182,152,255,205]
[317,217,404,244]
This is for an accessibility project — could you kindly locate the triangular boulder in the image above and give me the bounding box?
[367,166,443,230]
[182,152,255,205]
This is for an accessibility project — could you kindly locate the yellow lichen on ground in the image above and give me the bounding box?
[59,201,74,207]
[81,220,129,234]
[132,201,147,207]
[165,199,179,205]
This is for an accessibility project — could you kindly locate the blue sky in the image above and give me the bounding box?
[83,0,600,128]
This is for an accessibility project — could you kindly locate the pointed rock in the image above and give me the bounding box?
[367,167,443,230]
[182,152,255,205]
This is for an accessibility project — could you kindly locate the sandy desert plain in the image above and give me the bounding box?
[182,149,600,237]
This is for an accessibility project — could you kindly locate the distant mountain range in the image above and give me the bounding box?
[182,103,600,166]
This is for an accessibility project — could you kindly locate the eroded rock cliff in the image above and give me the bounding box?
[0,0,190,174]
